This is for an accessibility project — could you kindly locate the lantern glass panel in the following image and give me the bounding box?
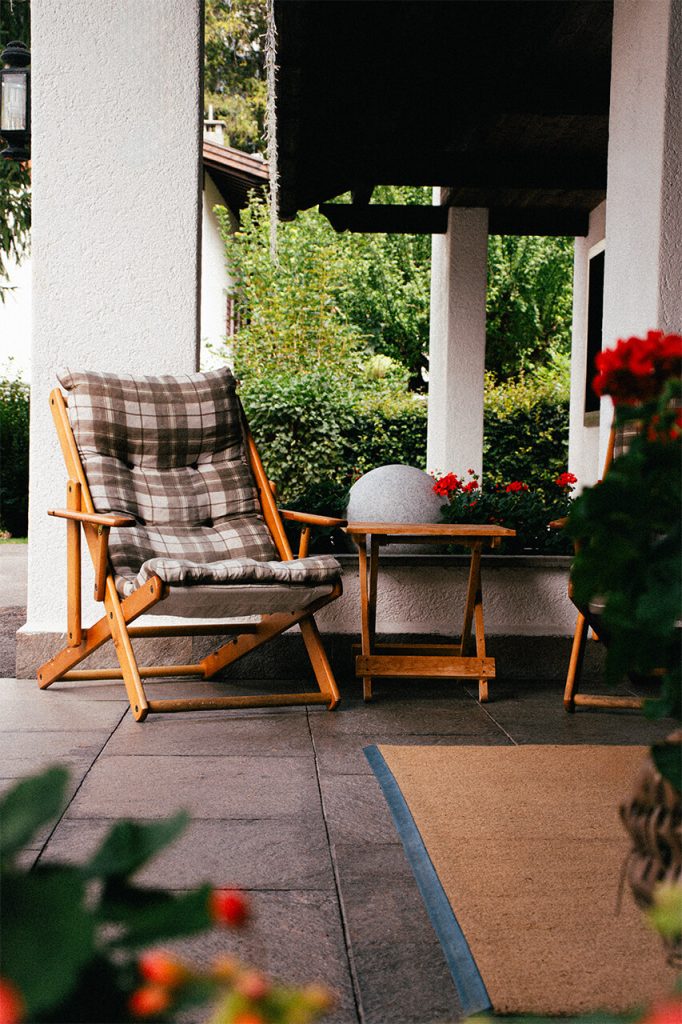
[1,71,27,132]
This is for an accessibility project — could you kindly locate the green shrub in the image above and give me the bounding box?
[239,370,427,517]
[483,367,569,491]
[0,373,30,537]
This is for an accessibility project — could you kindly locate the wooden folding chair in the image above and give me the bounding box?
[37,368,344,721]
[563,419,644,712]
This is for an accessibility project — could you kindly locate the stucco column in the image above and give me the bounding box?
[600,0,682,464]
[427,204,489,477]
[20,1,203,662]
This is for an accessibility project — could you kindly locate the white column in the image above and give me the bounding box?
[427,205,489,477]
[25,0,203,637]
[568,201,606,489]
[600,0,682,464]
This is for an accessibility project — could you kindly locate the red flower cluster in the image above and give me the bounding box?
[593,330,682,405]
[432,472,460,497]
[505,481,529,493]
[432,470,479,498]
[554,472,578,489]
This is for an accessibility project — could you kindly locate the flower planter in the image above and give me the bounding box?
[316,552,575,637]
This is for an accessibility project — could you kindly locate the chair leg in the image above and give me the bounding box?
[300,614,340,710]
[564,612,589,712]
[104,578,149,721]
[199,605,341,710]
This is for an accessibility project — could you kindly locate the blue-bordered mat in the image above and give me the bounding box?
[364,744,491,1017]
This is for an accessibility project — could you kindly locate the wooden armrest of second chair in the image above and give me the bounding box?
[279,508,348,559]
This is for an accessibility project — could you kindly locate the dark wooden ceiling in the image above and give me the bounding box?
[274,0,613,234]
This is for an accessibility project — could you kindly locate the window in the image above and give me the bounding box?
[584,245,605,424]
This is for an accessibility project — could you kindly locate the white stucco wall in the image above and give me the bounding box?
[568,202,606,489]
[200,174,235,371]
[25,0,203,633]
[427,203,489,477]
[600,0,682,465]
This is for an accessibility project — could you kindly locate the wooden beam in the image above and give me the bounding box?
[487,207,590,236]
[320,203,448,234]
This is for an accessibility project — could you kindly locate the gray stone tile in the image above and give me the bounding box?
[320,775,397,845]
[334,843,463,1024]
[164,891,358,1024]
[0,729,108,778]
[309,696,503,738]
[65,755,323,819]
[499,713,676,746]
[103,711,314,757]
[42,816,335,891]
[0,680,127,730]
[313,732,511,775]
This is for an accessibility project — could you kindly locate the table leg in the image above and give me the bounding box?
[473,558,489,702]
[357,536,373,701]
[460,543,482,656]
[363,537,380,701]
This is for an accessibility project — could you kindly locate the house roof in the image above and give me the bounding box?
[273,0,614,235]
[202,140,269,212]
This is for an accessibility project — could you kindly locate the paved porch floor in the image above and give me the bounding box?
[1,611,674,1023]
[1,549,675,1023]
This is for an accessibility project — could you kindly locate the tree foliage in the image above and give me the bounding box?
[0,0,31,301]
[204,0,267,152]
[486,234,574,379]
[217,189,433,386]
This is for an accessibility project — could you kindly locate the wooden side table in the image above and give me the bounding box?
[344,522,516,702]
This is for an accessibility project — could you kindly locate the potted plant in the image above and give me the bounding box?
[566,329,681,966]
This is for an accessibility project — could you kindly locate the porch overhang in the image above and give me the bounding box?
[273,0,613,235]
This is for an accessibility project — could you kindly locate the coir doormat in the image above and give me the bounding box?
[366,743,677,1017]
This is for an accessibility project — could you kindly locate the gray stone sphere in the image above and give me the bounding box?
[346,464,443,526]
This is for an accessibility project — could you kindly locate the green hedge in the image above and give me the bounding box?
[242,368,568,516]
[0,376,29,537]
[240,371,427,517]
[483,372,569,491]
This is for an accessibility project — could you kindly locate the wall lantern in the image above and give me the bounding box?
[1,41,30,161]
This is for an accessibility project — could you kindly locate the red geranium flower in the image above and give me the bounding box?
[593,330,682,405]
[554,472,577,489]
[432,472,460,497]
[505,481,529,493]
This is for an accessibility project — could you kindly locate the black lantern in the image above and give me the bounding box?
[1,40,30,161]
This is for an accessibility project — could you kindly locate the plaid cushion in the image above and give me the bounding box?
[58,368,278,585]
[118,553,341,596]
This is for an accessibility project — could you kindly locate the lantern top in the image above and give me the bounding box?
[1,41,30,69]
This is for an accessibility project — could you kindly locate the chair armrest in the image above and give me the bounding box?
[549,516,568,530]
[48,509,136,528]
[279,509,348,528]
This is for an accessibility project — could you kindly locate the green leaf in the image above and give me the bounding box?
[652,742,682,793]
[86,811,189,879]
[106,885,213,948]
[0,867,94,1016]
[0,766,69,863]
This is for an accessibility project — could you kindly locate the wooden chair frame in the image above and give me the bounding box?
[563,424,643,713]
[37,389,344,721]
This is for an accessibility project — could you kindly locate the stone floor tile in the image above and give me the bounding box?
[103,711,315,757]
[43,816,335,891]
[165,891,359,1024]
[320,775,397,845]
[333,843,463,1024]
[64,754,323,819]
[0,729,109,778]
[313,733,513,775]
[309,696,503,738]
[0,681,127,730]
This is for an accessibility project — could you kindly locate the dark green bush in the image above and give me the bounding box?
[0,374,30,537]
[483,370,569,491]
[239,371,427,517]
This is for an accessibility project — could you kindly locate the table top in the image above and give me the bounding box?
[344,521,516,538]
